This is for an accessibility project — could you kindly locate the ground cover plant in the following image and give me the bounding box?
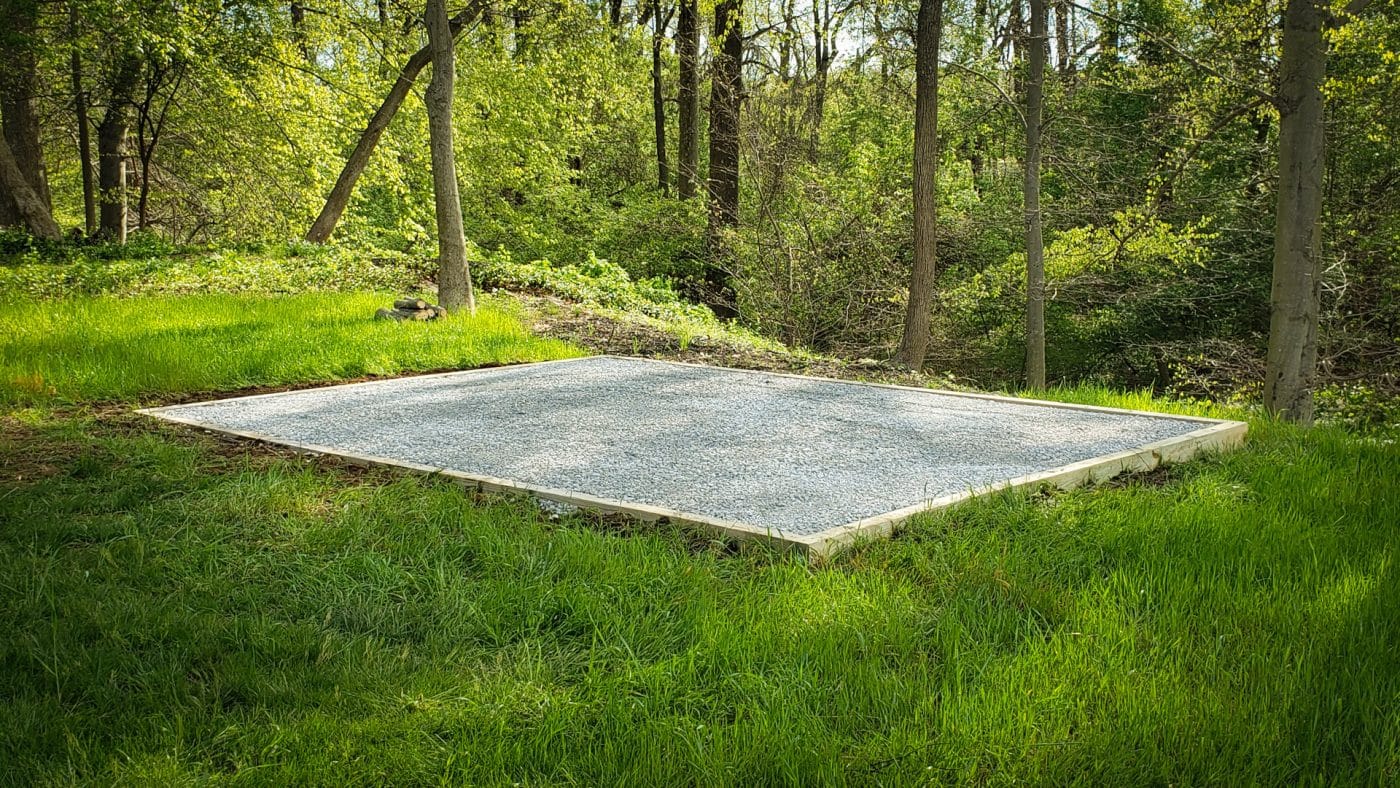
[2,294,1397,784]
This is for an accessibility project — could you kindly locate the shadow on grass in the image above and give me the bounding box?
[1,405,1397,783]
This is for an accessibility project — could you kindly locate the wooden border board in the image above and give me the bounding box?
[138,355,1248,560]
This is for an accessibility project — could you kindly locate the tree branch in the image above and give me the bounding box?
[1065,0,1276,105]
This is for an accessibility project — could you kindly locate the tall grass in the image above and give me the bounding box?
[1,294,1397,783]
[0,293,579,404]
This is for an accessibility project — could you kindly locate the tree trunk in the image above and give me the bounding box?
[705,0,742,316]
[134,67,183,232]
[306,1,483,244]
[651,4,670,194]
[707,0,742,235]
[512,4,529,60]
[1054,0,1071,74]
[70,4,96,236]
[675,0,699,199]
[97,59,138,241]
[137,149,153,230]
[0,134,60,239]
[1263,0,1330,423]
[1009,0,1025,70]
[0,0,51,227]
[779,0,794,80]
[970,134,985,195]
[425,0,474,314]
[291,3,312,63]
[1024,0,1047,389]
[1098,0,1120,65]
[808,0,832,163]
[377,1,389,41]
[894,0,943,369]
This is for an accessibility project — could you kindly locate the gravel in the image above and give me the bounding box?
[147,356,1212,537]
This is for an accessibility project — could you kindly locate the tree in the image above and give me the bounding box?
[649,2,674,194]
[894,0,943,369]
[425,0,474,314]
[807,0,844,162]
[708,0,742,233]
[134,59,187,229]
[69,2,96,235]
[675,0,699,199]
[1054,0,1072,75]
[1023,0,1048,389]
[1262,0,1372,423]
[97,56,139,241]
[306,1,484,244]
[0,0,51,228]
[0,132,59,239]
[705,0,743,315]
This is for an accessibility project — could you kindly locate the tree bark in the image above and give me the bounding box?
[97,116,127,242]
[707,0,742,235]
[291,3,312,63]
[378,1,389,40]
[1054,0,1071,74]
[808,0,833,163]
[705,0,743,317]
[135,66,184,231]
[425,0,474,314]
[0,0,51,227]
[0,133,60,239]
[97,58,138,241]
[1263,0,1330,423]
[70,4,96,235]
[1009,0,1025,76]
[1024,0,1047,389]
[651,3,671,194]
[305,1,483,244]
[512,3,529,60]
[895,0,943,369]
[675,0,699,199]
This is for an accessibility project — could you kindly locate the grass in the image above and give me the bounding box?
[0,293,579,405]
[2,293,1398,784]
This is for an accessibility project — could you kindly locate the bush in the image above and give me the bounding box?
[938,209,1222,386]
[727,146,915,352]
[473,248,716,324]
[0,238,717,331]
[0,242,432,300]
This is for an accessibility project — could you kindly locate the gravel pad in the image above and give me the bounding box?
[144,356,1218,538]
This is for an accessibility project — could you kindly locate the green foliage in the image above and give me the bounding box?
[729,75,919,351]
[0,240,719,353]
[474,249,716,324]
[940,210,1233,386]
[0,242,431,300]
[1314,382,1400,438]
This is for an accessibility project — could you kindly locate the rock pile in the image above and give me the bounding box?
[375,298,449,322]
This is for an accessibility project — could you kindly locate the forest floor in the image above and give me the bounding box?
[2,291,1398,784]
[513,292,960,389]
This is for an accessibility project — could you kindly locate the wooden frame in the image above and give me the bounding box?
[139,356,1248,560]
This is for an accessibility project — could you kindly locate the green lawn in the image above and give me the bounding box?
[2,294,1398,784]
[0,293,579,405]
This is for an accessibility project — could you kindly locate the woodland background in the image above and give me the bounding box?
[1,0,1396,426]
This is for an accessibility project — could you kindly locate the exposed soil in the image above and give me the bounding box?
[510,293,965,391]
